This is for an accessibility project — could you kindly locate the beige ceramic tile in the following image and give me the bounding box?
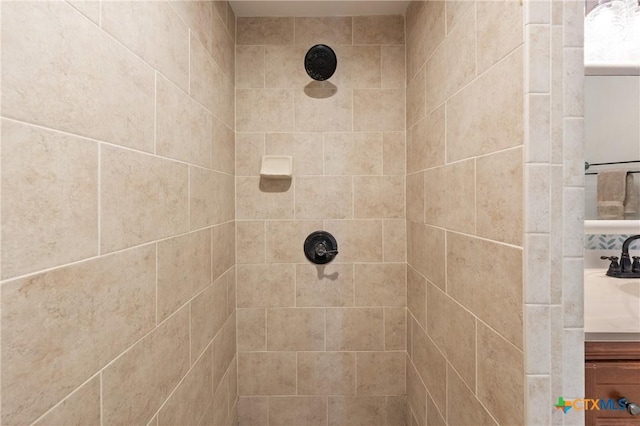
[407,316,414,359]
[448,364,498,426]
[190,167,235,229]
[412,327,446,415]
[383,132,405,175]
[211,313,236,389]
[66,0,100,24]
[237,17,294,45]
[563,48,584,117]
[1,244,157,425]
[383,219,406,262]
[235,133,265,177]
[356,352,405,395]
[405,1,426,41]
[236,264,296,308]
[294,87,353,132]
[353,15,405,44]
[326,308,384,351]
[1,120,98,279]
[211,117,235,175]
[324,132,383,176]
[265,133,324,176]
[237,309,266,351]
[477,322,524,426]
[427,395,446,426]
[32,375,100,426]
[382,46,406,89]
[101,146,188,252]
[237,352,297,395]
[170,1,214,57]
[476,0,524,74]
[294,17,353,45]
[407,222,445,289]
[407,1,445,81]
[446,47,524,162]
[525,305,551,374]
[157,346,212,426]
[328,396,387,426]
[526,94,551,163]
[525,0,551,24]
[210,6,235,82]
[386,396,406,426]
[238,397,268,426]
[191,275,228,358]
[563,0,584,48]
[236,177,294,219]
[353,89,405,131]
[237,221,266,264]
[236,46,265,88]
[265,45,314,88]
[354,263,406,306]
[157,230,211,323]
[190,34,234,128]
[202,372,229,426]
[354,176,405,219]
[331,46,382,89]
[213,1,227,27]
[102,1,189,91]
[406,66,426,128]
[446,0,474,33]
[424,160,475,233]
[236,89,294,132]
[423,44,448,115]
[447,232,523,349]
[296,263,355,307]
[442,5,476,98]
[407,265,426,328]
[266,220,323,263]
[324,220,383,262]
[267,308,324,351]
[385,308,406,351]
[102,307,190,426]
[406,360,426,426]
[298,352,356,395]
[211,221,236,280]
[526,25,551,93]
[270,397,327,426]
[526,375,551,426]
[407,106,446,173]
[476,148,524,245]
[427,283,476,389]
[295,176,353,219]
[406,172,425,224]
[550,31,563,163]
[1,1,155,152]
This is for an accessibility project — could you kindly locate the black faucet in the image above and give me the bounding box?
[601,234,640,278]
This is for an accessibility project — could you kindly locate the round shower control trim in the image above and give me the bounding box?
[304,231,339,264]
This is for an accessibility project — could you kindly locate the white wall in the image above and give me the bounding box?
[584,75,640,219]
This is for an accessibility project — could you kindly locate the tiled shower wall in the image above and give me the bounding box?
[405,1,526,425]
[1,1,237,425]
[234,16,407,425]
[404,1,586,425]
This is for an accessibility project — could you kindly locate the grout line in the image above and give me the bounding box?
[100,372,104,426]
[0,117,235,177]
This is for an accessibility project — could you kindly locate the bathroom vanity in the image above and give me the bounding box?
[584,268,640,424]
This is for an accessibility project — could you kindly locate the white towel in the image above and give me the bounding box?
[597,170,628,220]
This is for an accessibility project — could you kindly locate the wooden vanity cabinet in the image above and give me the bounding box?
[585,342,640,425]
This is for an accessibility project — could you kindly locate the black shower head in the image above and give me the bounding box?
[304,44,337,81]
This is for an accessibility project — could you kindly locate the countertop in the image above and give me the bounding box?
[585,268,640,341]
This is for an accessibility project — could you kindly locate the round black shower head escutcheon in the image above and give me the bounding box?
[304,44,337,81]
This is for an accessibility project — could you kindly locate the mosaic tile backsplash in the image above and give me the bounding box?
[585,234,640,250]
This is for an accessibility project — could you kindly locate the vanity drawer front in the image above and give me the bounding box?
[586,362,640,425]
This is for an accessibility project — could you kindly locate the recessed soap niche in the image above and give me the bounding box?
[260,155,292,179]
